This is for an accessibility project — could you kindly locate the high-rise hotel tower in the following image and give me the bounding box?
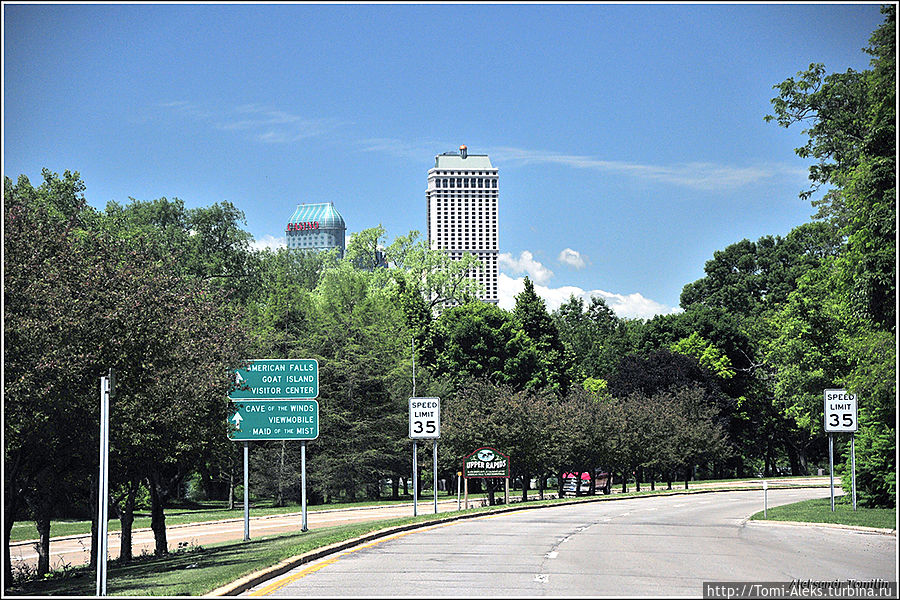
[286,202,346,258]
[426,145,499,307]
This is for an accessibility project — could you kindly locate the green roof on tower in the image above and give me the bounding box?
[288,202,346,230]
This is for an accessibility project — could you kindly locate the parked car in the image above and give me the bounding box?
[561,470,611,496]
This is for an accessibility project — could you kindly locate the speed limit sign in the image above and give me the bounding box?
[824,389,858,432]
[409,397,440,439]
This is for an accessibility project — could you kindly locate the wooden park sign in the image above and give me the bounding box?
[462,447,510,508]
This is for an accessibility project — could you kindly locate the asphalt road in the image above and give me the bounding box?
[243,488,896,597]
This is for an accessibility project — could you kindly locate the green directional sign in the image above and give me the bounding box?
[229,399,319,441]
[230,359,318,399]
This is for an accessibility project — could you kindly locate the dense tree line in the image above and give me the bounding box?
[3,6,893,588]
[4,176,252,578]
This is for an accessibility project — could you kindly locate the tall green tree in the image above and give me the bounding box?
[4,171,252,577]
[383,231,483,310]
[432,302,540,392]
[4,170,102,576]
[301,262,409,501]
[766,5,895,505]
[552,294,632,383]
[512,277,573,394]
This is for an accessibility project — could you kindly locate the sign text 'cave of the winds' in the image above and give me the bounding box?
[229,400,319,441]
[230,359,318,399]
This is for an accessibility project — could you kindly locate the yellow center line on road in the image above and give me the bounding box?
[248,508,543,596]
[248,521,449,596]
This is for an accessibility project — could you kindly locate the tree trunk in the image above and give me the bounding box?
[521,473,529,502]
[684,466,690,490]
[227,465,235,511]
[3,495,16,587]
[35,513,51,576]
[391,476,400,500]
[621,469,628,493]
[4,457,22,587]
[147,472,169,556]
[90,476,98,569]
[785,441,808,476]
[276,441,286,507]
[115,478,138,563]
[27,485,53,577]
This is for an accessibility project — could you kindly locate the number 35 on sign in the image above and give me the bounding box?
[824,389,858,433]
[409,397,440,439]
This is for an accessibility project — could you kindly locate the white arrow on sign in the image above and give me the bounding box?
[231,412,243,430]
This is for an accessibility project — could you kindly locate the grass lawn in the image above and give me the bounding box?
[750,494,896,529]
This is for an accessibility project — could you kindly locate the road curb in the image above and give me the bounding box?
[746,519,896,535]
[207,504,535,596]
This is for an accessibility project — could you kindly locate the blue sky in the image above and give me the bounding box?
[3,3,887,318]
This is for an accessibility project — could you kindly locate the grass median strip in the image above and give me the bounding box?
[8,514,448,597]
[750,495,896,530]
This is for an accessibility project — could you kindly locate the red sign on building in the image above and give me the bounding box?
[287,221,320,232]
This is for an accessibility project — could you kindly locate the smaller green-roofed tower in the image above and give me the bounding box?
[286,202,346,257]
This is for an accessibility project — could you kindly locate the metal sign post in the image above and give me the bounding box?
[851,433,857,511]
[412,441,418,516]
[433,441,438,514]
[96,371,112,597]
[96,369,115,596]
[824,389,860,513]
[829,434,835,512]
[243,442,250,540]
[301,441,308,531]
[410,397,440,517]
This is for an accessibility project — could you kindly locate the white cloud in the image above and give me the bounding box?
[160,101,346,144]
[356,137,447,162]
[250,234,286,252]
[487,146,799,191]
[558,248,586,269]
[498,251,554,285]
[497,273,680,320]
